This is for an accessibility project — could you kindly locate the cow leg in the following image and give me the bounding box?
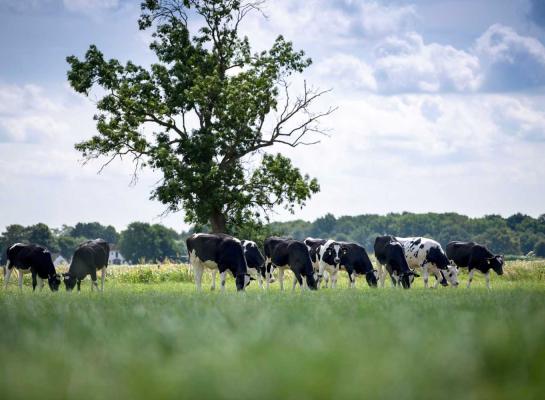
[90,270,98,292]
[485,271,491,289]
[210,269,217,291]
[291,274,298,292]
[101,267,107,292]
[32,272,37,292]
[4,267,12,289]
[193,264,204,291]
[431,268,442,289]
[257,273,263,289]
[422,266,429,288]
[349,272,356,288]
[467,269,475,288]
[378,265,386,288]
[18,270,24,290]
[323,271,329,288]
[220,271,227,292]
[38,276,45,291]
[278,268,285,291]
[330,270,338,289]
[77,279,81,292]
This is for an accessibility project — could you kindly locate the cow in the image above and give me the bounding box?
[446,241,504,289]
[314,239,344,289]
[395,237,459,288]
[186,233,252,292]
[63,239,109,292]
[4,243,61,291]
[374,236,419,288]
[304,238,329,286]
[264,237,317,291]
[338,241,378,288]
[210,240,265,290]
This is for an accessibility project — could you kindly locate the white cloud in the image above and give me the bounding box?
[475,23,545,64]
[358,1,417,37]
[315,54,377,91]
[474,24,545,89]
[0,84,71,143]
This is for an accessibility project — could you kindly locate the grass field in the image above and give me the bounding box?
[1,260,545,400]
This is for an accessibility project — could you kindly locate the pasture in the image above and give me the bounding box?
[1,260,545,400]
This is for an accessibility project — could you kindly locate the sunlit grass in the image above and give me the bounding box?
[1,260,544,399]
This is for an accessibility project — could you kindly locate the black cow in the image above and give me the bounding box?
[374,236,419,289]
[4,243,61,291]
[186,233,252,292]
[263,236,291,289]
[209,240,265,290]
[338,241,378,288]
[446,241,504,289]
[264,237,317,291]
[64,239,109,292]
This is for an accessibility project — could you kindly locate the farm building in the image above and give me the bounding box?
[109,245,127,265]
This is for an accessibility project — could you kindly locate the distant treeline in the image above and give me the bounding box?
[2,213,545,264]
[268,212,545,256]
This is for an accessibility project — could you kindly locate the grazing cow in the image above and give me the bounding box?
[187,233,252,292]
[64,239,109,292]
[395,237,459,288]
[4,243,61,291]
[374,236,419,288]
[446,241,504,289]
[304,237,329,286]
[338,241,378,288]
[210,240,265,290]
[264,237,317,291]
[315,239,344,288]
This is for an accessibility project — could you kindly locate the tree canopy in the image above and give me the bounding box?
[67,0,332,233]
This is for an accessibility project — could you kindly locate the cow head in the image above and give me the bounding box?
[365,270,378,287]
[323,242,342,265]
[444,264,460,287]
[235,274,252,291]
[305,273,318,290]
[63,273,77,291]
[400,270,419,289]
[489,255,504,275]
[48,273,61,291]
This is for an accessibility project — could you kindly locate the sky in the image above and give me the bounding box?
[1,0,545,233]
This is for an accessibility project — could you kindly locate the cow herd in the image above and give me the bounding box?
[2,233,505,293]
[186,233,505,292]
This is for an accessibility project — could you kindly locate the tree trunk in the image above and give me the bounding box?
[210,211,227,234]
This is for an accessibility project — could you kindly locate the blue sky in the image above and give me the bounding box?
[1,0,545,232]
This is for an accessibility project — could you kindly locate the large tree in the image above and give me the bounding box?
[67,0,333,233]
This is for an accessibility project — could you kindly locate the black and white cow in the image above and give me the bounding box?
[210,240,265,290]
[264,237,317,291]
[315,239,344,288]
[338,241,378,288]
[304,238,328,285]
[64,239,109,292]
[4,243,61,291]
[374,236,419,289]
[446,241,504,289]
[395,237,459,288]
[187,233,252,292]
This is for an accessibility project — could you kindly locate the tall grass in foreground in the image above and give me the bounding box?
[0,260,544,400]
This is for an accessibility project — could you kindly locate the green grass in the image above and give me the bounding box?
[1,260,545,400]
